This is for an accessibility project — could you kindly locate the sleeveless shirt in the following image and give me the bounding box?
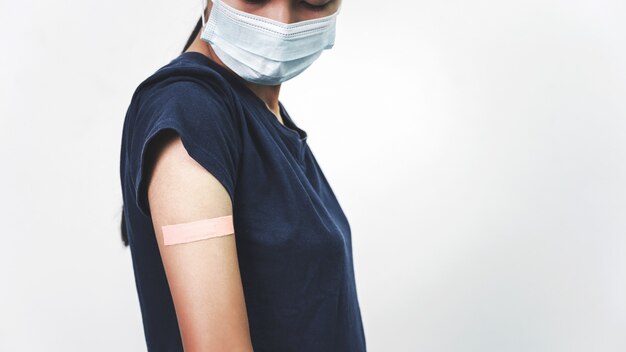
[119,51,366,352]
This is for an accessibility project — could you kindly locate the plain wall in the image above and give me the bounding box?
[1,0,625,351]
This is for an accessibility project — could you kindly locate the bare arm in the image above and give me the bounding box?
[145,131,253,352]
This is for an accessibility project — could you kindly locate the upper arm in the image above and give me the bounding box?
[145,130,253,352]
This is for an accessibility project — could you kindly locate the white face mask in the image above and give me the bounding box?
[200,0,340,85]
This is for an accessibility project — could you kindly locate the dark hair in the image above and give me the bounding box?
[120,16,204,247]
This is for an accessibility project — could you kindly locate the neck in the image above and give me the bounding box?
[242,81,282,117]
[186,31,282,119]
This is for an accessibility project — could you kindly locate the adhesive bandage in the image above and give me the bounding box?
[161,215,234,246]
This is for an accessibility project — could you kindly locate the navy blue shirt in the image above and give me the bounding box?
[119,51,366,352]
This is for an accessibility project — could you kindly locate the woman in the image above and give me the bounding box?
[119,0,366,350]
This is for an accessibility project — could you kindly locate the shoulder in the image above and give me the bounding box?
[134,56,238,124]
[124,53,237,117]
[122,54,245,217]
[136,52,234,102]
[127,54,244,144]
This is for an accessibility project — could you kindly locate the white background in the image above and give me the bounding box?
[1,0,625,351]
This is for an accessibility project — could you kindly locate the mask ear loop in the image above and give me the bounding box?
[201,0,207,27]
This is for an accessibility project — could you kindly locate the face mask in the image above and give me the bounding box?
[200,0,340,85]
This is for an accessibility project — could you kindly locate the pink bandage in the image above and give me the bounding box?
[161,215,235,246]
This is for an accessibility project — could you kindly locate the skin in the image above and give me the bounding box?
[147,1,341,350]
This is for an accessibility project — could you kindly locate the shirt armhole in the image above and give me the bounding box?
[134,120,237,218]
